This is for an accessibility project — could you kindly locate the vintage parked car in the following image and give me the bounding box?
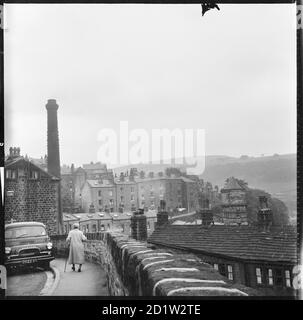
[5,222,54,270]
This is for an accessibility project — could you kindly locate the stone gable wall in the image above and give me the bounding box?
[5,176,59,235]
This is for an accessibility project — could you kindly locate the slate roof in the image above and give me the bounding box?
[221,177,247,191]
[114,179,136,185]
[86,179,115,188]
[82,162,107,170]
[5,157,59,180]
[76,212,113,222]
[148,225,297,264]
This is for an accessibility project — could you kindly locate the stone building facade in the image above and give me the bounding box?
[62,162,218,217]
[115,173,137,212]
[221,177,248,225]
[60,162,114,213]
[81,179,117,213]
[5,148,60,235]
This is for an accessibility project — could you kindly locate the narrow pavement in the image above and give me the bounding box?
[50,258,109,296]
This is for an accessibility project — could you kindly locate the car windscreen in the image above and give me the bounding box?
[5,226,47,239]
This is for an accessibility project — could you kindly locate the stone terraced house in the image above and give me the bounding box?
[4,147,60,235]
[148,223,297,296]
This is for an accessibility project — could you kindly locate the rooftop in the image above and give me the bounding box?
[86,179,115,188]
[83,162,107,170]
[221,177,248,192]
[5,157,60,180]
[148,225,297,264]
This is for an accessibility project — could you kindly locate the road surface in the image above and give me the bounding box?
[5,258,109,296]
[6,266,48,296]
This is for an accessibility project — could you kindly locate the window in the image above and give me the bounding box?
[285,270,291,287]
[256,268,262,284]
[285,270,291,288]
[268,269,273,285]
[131,195,134,201]
[214,264,219,271]
[120,187,123,192]
[99,200,102,206]
[227,265,233,281]
[147,222,150,230]
[100,224,105,231]
[5,225,46,238]
[30,171,39,179]
[131,187,134,193]
[120,196,124,202]
[92,224,97,233]
[109,190,113,197]
[98,190,102,197]
[150,191,154,197]
[6,169,17,179]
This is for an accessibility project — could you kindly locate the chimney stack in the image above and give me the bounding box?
[45,99,63,234]
[131,208,147,241]
[258,196,273,231]
[200,199,214,226]
[89,203,96,213]
[8,147,21,160]
[156,200,169,228]
[46,99,61,178]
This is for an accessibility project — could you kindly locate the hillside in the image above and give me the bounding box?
[200,154,296,218]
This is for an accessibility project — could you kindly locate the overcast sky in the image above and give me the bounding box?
[4,4,297,167]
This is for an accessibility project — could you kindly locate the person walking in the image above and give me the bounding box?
[66,223,87,272]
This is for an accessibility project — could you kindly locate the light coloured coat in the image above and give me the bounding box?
[66,229,87,264]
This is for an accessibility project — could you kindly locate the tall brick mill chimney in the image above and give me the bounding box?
[46,99,63,234]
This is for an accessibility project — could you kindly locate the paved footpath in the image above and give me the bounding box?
[51,258,109,296]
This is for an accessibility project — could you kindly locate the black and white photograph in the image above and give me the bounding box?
[0,0,301,304]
